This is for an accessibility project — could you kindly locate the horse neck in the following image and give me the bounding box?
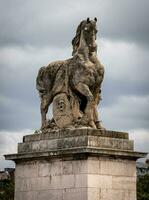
[76,31,99,65]
[77,31,90,62]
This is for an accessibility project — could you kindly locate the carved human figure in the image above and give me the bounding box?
[36,18,104,130]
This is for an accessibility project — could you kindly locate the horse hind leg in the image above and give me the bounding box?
[74,82,96,128]
[40,95,51,129]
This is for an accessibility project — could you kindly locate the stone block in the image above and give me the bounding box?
[100,189,113,200]
[112,190,125,200]
[15,178,37,192]
[124,190,136,200]
[36,175,75,190]
[62,160,73,175]
[62,188,87,200]
[38,160,62,177]
[15,191,37,200]
[72,160,88,174]
[88,188,101,200]
[61,175,75,188]
[112,176,136,190]
[87,158,100,174]
[37,190,63,200]
[99,158,136,176]
[15,161,38,178]
[38,177,59,190]
[18,142,32,153]
[88,174,112,189]
[38,162,51,177]
[88,136,133,150]
[100,189,136,200]
[75,174,87,188]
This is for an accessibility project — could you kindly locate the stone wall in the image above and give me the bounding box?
[15,157,136,200]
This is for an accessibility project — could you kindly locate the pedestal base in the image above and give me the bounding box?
[5,129,146,200]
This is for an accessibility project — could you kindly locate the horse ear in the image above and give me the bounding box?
[94,17,97,22]
[87,17,90,23]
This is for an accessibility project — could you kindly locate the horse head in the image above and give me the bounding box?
[72,18,98,56]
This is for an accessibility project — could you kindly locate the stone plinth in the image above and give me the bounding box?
[5,129,146,200]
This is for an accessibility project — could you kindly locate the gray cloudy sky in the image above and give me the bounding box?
[0,0,149,169]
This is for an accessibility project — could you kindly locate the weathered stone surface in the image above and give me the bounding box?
[88,174,112,188]
[5,129,146,200]
[88,188,101,200]
[6,147,145,162]
[18,136,133,154]
[15,191,37,200]
[62,188,87,200]
[100,189,136,200]
[12,157,139,200]
[36,18,105,130]
[23,129,129,142]
[38,160,62,177]
[16,129,133,156]
[99,157,136,176]
[15,161,38,178]
[37,190,63,200]
[112,176,136,190]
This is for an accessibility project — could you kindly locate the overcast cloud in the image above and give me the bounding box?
[0,0,149,169]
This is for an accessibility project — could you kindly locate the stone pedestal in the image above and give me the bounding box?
[5,129,146,200]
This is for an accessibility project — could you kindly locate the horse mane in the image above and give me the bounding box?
[72,20,85,56]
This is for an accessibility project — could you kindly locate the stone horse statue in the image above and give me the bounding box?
[36,18,105,130]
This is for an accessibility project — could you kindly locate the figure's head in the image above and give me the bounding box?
[72,18,98,55]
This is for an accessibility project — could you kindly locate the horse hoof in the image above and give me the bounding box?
[95,121,105,130]
[89,121,97,129]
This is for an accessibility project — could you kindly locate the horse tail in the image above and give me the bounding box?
[36,66,46,96]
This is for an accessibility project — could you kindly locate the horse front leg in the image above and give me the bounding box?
[93,92,105,130]
[74,82,96,128]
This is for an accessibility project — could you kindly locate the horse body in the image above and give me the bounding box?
[36,18,104,129]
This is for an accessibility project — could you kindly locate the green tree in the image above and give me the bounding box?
[137,174,149,200]
[0,179,14,200]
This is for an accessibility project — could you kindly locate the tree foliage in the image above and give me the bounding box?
[137,174,149,200]
[0,179,14,200]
